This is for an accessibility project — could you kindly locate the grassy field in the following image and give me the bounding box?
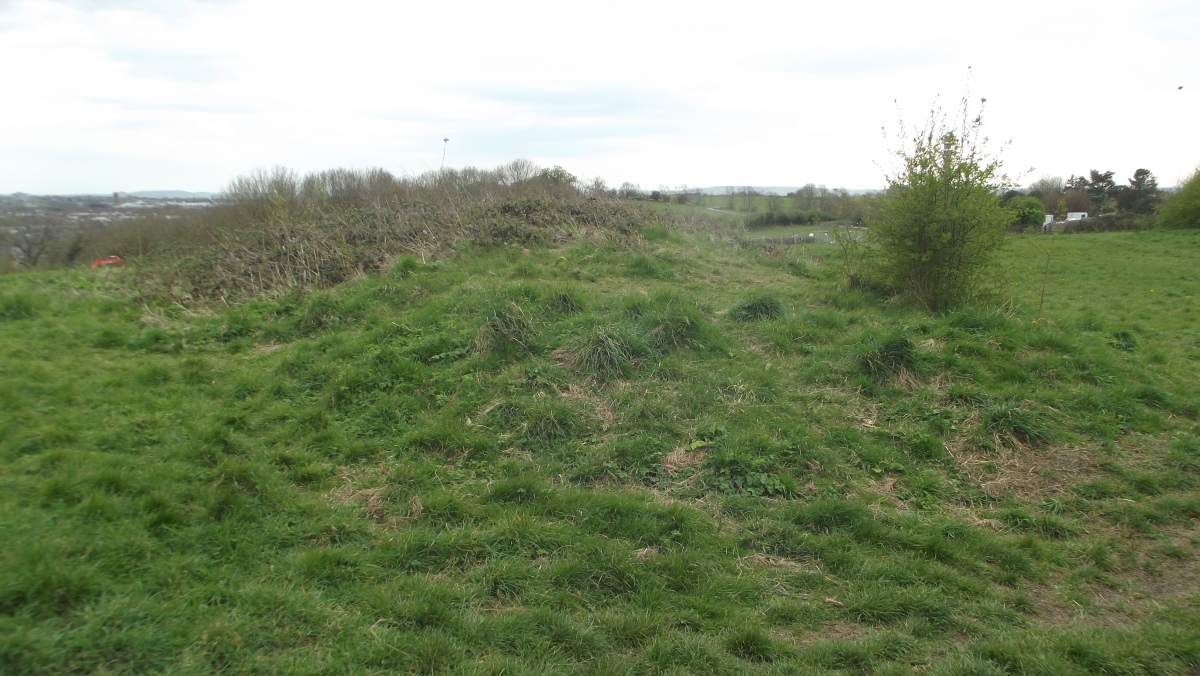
[736,225,864,243]
[2,226,1199,673]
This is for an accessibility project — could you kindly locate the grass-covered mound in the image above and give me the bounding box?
[2,227,1200,673]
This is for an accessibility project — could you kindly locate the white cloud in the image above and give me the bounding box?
[1,0,1197,193]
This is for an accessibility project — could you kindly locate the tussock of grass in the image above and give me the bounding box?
[0,292,38,321]
[1108,329,1138,351]
[545,287,583,314]
[633,292,726,354]
[626,253,674,280]
[474,305,535,358]
[568,325,638,382]
[389,255,419,278]
[725,625,780,662]
[983,400,1053,447]
[728,294,785,321]
[859,334,919,380]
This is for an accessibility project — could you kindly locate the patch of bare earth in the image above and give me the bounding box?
[554,383,616,431]
[737,553,830,577]
[786,621,873,647]
[1025,525,1200,628]
[1123,527,1200,605]
[947,436,1101,504]
[328,463,420,527]
[1028,578,1145,629]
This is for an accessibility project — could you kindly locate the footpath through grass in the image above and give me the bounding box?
[2,228,1200,673]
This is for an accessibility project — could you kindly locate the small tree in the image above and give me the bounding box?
[1157,167,1200,229]
[1007,195,1045,231]
[1115,168,1160,214]
[10,220,56,267]
[867,96,1012,312]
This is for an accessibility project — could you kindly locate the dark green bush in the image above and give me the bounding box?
[1152,167,1200,229]
[745,210,837,229]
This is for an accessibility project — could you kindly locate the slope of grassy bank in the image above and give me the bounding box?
[2,227,1199,674]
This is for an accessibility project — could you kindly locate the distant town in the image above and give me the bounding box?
[0,191,217,224]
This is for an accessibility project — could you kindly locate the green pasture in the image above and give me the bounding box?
[737,224,864,242]
[1,228,1199,673]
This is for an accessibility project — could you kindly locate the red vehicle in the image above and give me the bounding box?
[91,255,126,269]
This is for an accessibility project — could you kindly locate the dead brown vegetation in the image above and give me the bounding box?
[71,162,708,304]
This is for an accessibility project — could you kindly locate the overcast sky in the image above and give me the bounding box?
[1,0,1197,194]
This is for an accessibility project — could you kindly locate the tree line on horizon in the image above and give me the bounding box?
[3,155,1198,274]
[1025,168,1162,219]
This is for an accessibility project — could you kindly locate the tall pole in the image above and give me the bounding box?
[440,138,449,170]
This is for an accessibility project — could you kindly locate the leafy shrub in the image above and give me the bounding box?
[864,98,1012,312]
[728,294,785,322]
[1153,166,1200,229]
[89,167,668,304]
[744,210,837,229]
[1060,212,1155,233]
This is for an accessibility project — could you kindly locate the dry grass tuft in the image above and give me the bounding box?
[661,447,708,473]
[333,486,387,522]
[632,547,658,561]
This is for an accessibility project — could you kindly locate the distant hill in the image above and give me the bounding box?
[130,190,218,199]
[695,186,880,196]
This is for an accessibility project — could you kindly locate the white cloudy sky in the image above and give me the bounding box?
[1,0,1197,194]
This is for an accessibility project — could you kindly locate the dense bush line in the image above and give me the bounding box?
[744,209,838,230]
[3,162,722,303]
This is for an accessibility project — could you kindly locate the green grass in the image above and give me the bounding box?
[2,229,1200,673]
